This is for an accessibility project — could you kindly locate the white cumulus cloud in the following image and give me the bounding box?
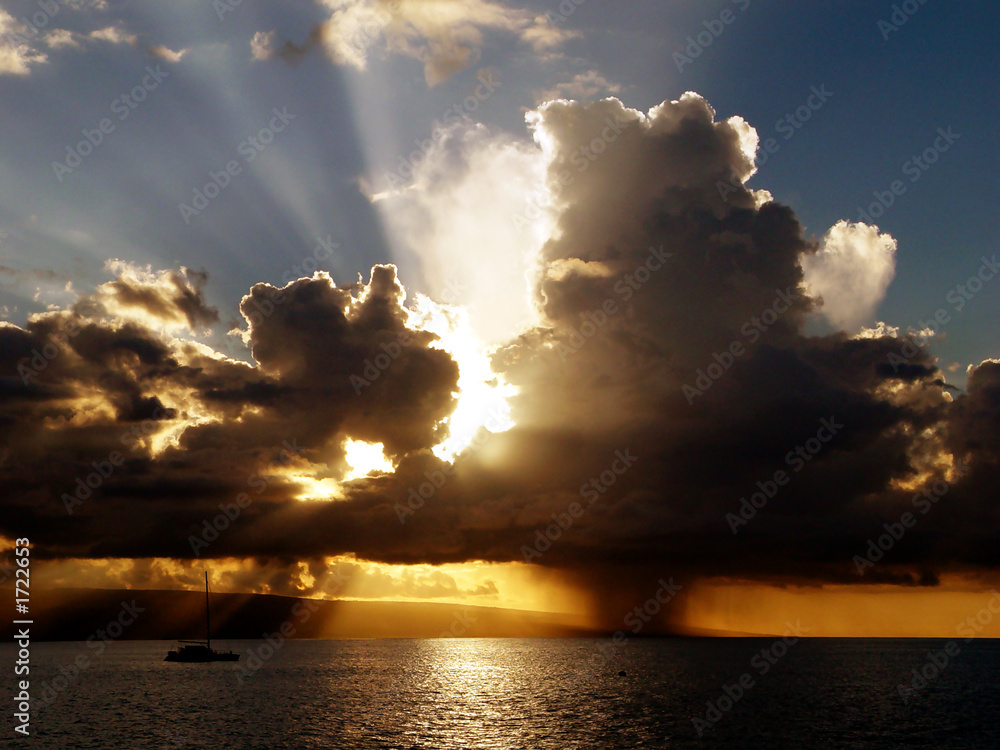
[801,220,897,331]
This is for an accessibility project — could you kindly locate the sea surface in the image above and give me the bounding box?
[3,638,1000,749]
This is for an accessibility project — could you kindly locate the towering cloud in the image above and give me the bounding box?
[0,263,460,560]
[374,120,546,343]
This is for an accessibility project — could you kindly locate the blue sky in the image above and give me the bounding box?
[1,0,996,373]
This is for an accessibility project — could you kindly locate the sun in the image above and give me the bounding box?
[343,439,394,480]
[407,294,517,461]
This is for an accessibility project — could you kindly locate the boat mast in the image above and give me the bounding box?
[205,571,211,649]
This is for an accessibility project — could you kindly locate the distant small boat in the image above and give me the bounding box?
[165,572,239,663]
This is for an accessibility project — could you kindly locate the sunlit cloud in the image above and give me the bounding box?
[42,29,82,50]
[374,120,550,344]
[343,438,394,479]
[88,25,138,47]
[0,10,48,74]
[148,44,187,63]
[535,70,621,103]
[802,220,898,331]
[254,0,581,85]
[93,260,218,333]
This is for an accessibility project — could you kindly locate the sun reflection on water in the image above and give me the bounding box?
[399,639,546,749]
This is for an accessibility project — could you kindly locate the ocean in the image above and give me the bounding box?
[6,638,1000,748]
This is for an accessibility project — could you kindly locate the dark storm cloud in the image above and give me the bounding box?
[0,94,996,614]
[947,360,1000,460]
[0,263,459,562]
[468,95,990,594]
[235,265,459,455]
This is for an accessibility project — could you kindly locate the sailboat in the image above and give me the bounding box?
[164,572,239,662]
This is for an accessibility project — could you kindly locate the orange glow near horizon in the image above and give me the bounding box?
[14,550,1000,638]
[21,555,587,617]
[681,578,1000,638]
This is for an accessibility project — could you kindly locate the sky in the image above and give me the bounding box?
[0,0,998,637]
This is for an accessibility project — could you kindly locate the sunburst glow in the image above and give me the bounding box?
[343,438,394,479]
[408,294,517,461]
[291,475,346,502]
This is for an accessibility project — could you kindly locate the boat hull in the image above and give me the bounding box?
[165,645,239,662]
